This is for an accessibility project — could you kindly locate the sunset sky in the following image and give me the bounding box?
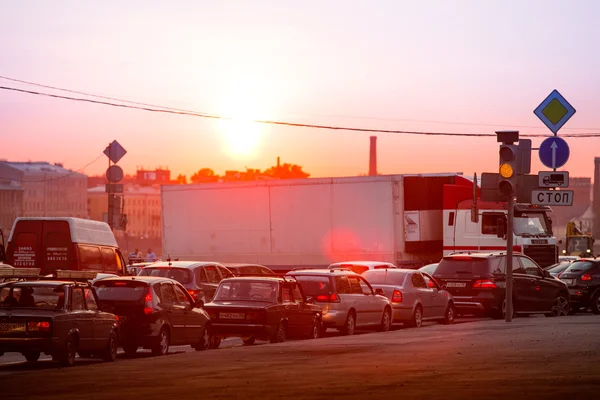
[1,0,600,180]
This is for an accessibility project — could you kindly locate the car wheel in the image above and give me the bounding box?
[340,312,356,336]
[309,318,321,339]
[102,331,118,362]
[77,351,93,359]
[270,322,286,343]
[58,335,78,367]
[378,308,392,332]
[210,336,222,349]
[442,303,455,325]
[546,294,570,317]
[195,326,211,351]
[123,344,138,357]
[151,328,170,356]
[24,351,41,363]
[410,305,423,328]
[591,292,600,315]
[242,336,256,346]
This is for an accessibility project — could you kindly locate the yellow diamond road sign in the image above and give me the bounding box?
[534,89,576,134]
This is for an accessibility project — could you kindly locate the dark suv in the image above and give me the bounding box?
[557,258,600,314]
[433,252,570,318]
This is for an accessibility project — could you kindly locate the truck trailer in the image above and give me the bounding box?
[161,173,558,273]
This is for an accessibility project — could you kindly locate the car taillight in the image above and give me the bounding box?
[392,290,402,303]
[472,280,497,289]
[581,274,592,281]
[28,321,51,332]
[144,288,153,315]
[315,293,341,303]
[187,289,198,298]
[246,311,264,321]
[427,281,436,288]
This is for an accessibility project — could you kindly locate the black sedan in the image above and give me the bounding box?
[0,275,119,366]
[203,276,322,347]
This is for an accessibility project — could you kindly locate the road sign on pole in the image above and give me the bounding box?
[533,90,576,134]
[106,165,124,183]
[538,137,570,169]
[538,171,569,188]
[103,140,127,164]
[532,190,574,206]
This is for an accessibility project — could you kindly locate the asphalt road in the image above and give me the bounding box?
[1,315,599,399]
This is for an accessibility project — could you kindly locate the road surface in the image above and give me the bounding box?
[0,315,598,399]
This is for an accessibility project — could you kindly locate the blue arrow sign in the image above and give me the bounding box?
[539,136,569,169]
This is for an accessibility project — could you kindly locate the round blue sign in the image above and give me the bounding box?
[538,137,569,169]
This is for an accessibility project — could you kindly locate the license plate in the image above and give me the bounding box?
[219,312,245,320]
[445,282,467,288]
[0,323,26,332]
[561,279,575,286]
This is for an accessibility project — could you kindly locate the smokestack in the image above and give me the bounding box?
[369,136,377,176]
[594,157,600,239]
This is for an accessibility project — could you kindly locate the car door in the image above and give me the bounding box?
[511,256,535,311]
[520,257,555,312]
[159,282,187,345]
[347,276,371,326]
[411,273,434,318]
[85,287,111,350]
[281,282,300,334]
[357,277,380,325]
[173,283,203,344]
[422,273,447,318]
[291,281,314,336]
[70,287,94,351]
[198,265,221,302]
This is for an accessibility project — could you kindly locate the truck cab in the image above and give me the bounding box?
[564,222,595,257]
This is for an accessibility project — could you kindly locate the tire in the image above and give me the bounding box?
[58,335,78,367]
[151,328,170,356]
[442,303,455,325]
[378,308,392,332]
[270,322,286,343]
[591,292,600,315]
[77,351,93,358]
[309,318,321,339]
[545,294,570,317]
[210,336,222,349]
[410,305,423,328]
[24,351,40,363]
[102,331,118,362]
[242,336,256,346]
[194,326,211,351]
[340,312,356,336]
[123,344,138,357]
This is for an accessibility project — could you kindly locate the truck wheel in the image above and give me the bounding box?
[151,328,170,356]
[102,331,118,362]
[590,292,600,315]
[24,351,40,363]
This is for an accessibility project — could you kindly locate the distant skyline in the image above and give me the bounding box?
[2,0,600,181]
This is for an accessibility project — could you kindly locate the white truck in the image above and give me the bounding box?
[161,173,558,273]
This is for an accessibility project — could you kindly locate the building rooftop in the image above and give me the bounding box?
[88,184,160,195]
[1,161,86,177]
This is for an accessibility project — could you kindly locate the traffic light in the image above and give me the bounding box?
[498,144,518,196]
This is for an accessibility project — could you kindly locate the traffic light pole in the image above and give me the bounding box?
[505,190,514,322]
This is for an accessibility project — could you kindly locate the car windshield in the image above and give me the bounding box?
[546,262,571,273]
[214,280,278,302]
[291,276,332,297]
[362,270,407,285]
[138,267,192,285]
[567,237,591,254]
[0,285,65,309]
[513,213,550,237]
[563,261,597,274]
[93,280,148,302]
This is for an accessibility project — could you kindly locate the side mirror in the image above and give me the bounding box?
[305,296,314,304]
[194,299,204,308]
[375,288,385,296]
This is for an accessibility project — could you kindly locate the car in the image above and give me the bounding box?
[286,268,393,335]
[544,261,573,277]
[327,261,398,275]
[419,263,438,276]
[138,260,233,303]
[556,258,600,314]
[363,269,455,327]
[0,269,119,367]
[127,262,156,276]
[433,252,570,319]
[221,263,276,277]
[559,255,580,262]
[203,276,322,346]
[93,276,211,356]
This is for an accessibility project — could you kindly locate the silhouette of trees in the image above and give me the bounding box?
[190,168,219,183]
[263,162,310,179]
[175,174,187,184]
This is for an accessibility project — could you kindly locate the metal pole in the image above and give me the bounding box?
[506,191,514,322]
[107,144,114,230]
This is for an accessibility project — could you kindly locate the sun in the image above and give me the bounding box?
[218,114,263,159]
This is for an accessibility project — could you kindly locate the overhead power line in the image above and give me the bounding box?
[2,85,600,138]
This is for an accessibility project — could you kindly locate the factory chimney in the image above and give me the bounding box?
[369,136,378,176]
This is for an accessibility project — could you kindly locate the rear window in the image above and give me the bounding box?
[214,280,277,302]
[93,281,148,302]
[363,270,407,285]
[435,257,502,276]
[138,267,193,285]
[563,261,598,274]
[0,284,65,309]
[293,276,333,297]
[336,265,369,274]
[547,262,571,272]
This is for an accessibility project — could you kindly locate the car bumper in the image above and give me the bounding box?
[0,336,60,354]
[392,305,414,322]
[568,288,591,307]
[320,309,348,329]
[452,296,500,313]
[211,323,275,340]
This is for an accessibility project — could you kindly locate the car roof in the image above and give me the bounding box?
[222,263,269,268]
[0,280,78,287]
[287,268,360,276]
[443,251,521,259]
[221,276,288,283]
[363,268,414,274]
[328,261,397,268]
[142,261,221,269]
[92,276,174,284]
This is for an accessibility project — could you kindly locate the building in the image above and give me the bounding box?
[0,181,24,233]
[0,161,88,232]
